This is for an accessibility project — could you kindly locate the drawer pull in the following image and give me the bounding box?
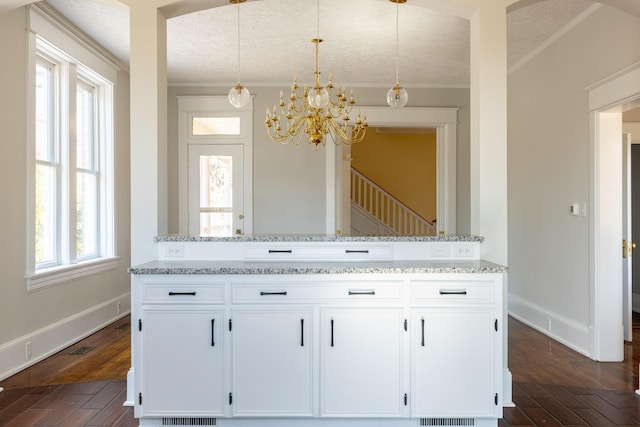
[439,289,468,295]
[421,317,425,347]
[211,318,215,347]
[330,319,335,347]
[260,291,288,296]
[345,249,369,254]
[168,291,197,296]
[348,290,375,296]
[300,318,304,347]
[268,249,292,254]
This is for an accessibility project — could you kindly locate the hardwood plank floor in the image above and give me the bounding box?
[2,315,640,426]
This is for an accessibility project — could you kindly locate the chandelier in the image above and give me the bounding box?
[264,0,367,148]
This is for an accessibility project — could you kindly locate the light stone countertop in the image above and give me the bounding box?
[154,235,484,243]
[129,259,506,275]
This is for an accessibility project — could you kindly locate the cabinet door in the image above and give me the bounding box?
[320,308,405,417]
[232,309,313,416]
[141,308,225,416]
[412,308,497,417]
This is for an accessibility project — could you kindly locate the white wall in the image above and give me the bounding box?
[507,5,640,354]
[0,7,131,380]
[166,86,470,235]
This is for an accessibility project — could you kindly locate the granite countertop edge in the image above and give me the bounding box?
[129,260,507,275]
[154,235,484,243]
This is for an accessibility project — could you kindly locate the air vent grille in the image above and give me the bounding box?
[420,418,475,426]
[69,346,95,355]
[161,418,216,426]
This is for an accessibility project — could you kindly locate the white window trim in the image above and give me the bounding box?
[26,257,120,292]
[26,6,118,291]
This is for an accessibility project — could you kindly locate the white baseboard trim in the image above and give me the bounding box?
[508,294,591,358]
[0,292,131,381]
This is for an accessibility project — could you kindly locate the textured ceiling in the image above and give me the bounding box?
[45,0,596,87]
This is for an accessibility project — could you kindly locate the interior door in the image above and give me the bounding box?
[623,133,634,341]
[188,144,244,236]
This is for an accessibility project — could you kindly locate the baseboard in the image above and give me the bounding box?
[508,294,591,358]
[0,292,131,382]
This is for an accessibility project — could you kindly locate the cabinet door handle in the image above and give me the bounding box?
[168,292,197,296]
[439,289,468,295]
[260,291,287,296]
[211,318,215,347]
[268,249,292,253]
[345,249,369,254]
[300,318,304,347]
[330,319,334,347]
[421,317,425,347]
[348,290,375,295]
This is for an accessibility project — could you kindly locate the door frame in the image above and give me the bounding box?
[177,96,253,235]
[329,106,459,236]
[623,133,633,342]
[588,62,640,361]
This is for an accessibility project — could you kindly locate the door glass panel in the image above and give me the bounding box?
[199,155,233,236]
[188,145,244,236]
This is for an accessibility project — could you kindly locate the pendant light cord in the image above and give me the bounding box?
[395,0,400,85]
[236,0,241,85]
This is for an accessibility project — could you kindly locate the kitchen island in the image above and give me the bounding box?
[128,236,510,427]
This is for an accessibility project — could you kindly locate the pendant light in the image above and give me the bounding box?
[228,0,251,108]
[387,0,408,108]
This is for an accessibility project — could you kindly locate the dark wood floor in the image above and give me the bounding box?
[2,315,640,426]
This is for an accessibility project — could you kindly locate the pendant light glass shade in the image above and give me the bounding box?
[308,86,330,108]
[387,84,408,108]
[229,84,251,108]
[229,0,250,109]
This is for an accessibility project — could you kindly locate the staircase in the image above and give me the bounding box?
[350,169,436,236]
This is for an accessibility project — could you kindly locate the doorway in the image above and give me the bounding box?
[349,127,437,237]
[330,106,459,236]
[589,64,640,361]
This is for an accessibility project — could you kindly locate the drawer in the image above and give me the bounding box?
[243,245,394,261]
[232,281,403,303]
[143,283,225,304]
[410,281,494,304]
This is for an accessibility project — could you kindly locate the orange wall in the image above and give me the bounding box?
[351,130,437,222]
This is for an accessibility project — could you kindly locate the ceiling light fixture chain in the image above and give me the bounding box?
[387,0,408,108]
[264,0,367,149]
[228,0,251,108]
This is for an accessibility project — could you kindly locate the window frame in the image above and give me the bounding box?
[26,6,118,291]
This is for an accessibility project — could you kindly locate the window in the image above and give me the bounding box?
[27,8,117,290]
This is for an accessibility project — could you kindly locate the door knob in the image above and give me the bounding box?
[623,240,636,258]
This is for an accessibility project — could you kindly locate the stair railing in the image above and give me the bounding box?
[351,168,436,236]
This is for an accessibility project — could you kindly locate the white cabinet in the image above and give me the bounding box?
[135,282,227,418]
[410,280,502,419]
[411,309,497,417]
[141,308,225,417]
[232,308,314,416]
[131,269,505,427]
[320,308,405,417]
